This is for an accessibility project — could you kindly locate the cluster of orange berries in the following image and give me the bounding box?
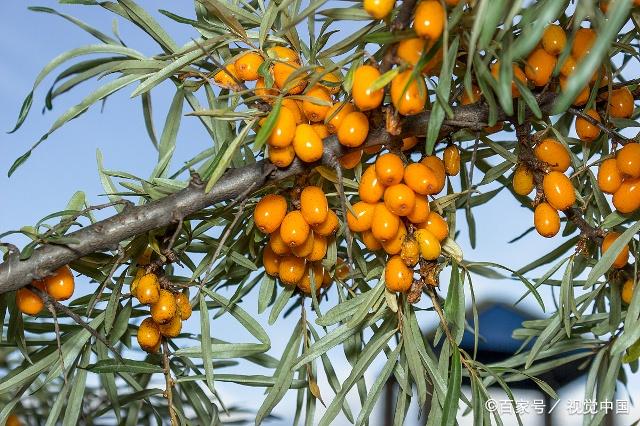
[597,143,640,214]
[345,149,459,292]
[131,257,192,353]
[255,187,338,294]
[15,266,75,315]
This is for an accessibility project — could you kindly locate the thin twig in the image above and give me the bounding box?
[162,340,179,426]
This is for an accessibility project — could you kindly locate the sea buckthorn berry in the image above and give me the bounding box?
[616,143,640,178]
[16,283,45,316]
[382,222,407,255]
[159,314,182,338]
[347,201,376,232]
[280,211,310,247]
[542,24,567,56]
[613,178,640,214]
[300,186,329,226]
[403,163,436,195]
[267,46,300,63]
[371,203,401,242]
[273,62,306,95]
[401,236,420,266]
[6,414,22,426]
[390,70,427,116]
[151,289,177,325]
[311,123,330,139]
[490,62,527,97]
[137,273,160,305]
[137,317,161,353]
[352,65,384,111]
[396,38,442,75]
[335,258,350,281]
[326,102,355,134]
[384,184,416,216]
[575,109,601,142]
[267,106,296,148]
[622,279,636,305]
[420,211,449,241]
[298,263,324,294]
[175,290,192,320]
[234,52,263,81]
[543,171,575,211]
[385,255,413,293]
[601,232,630,269]
[572,28,596,60]
[338,111,369,147]
[407,196,430,223]
[414,228,441,260]
[443,145,460,176]
[313,210,339,236]
[375,153,404,186]
[420,156,446,193]
[282,98,304,124]
[213,65,239,90]
[359,165,386,203]
[534,202,560,238]
[525,48,556,87]
[293,124,324,163]
[560,77,589,106]
[255,77,277,102]
[414,0,445,40]
[512,166,535,196]
[317,67,342,94]
[307,234,328,261]
[608,87,634,118]
[559,55,577,77]
[268,145,295,168]
[534,139,571,173]
[278,255,306,286]
[460,85,482,105]
[362,230,383,251]
[269,230,291,255]
[302,86,333,122]
[131,268,144,297]
[364,0,394,19]
[263,245,282,276]
[292,232,315,257]
[254,194,288,234]
[402,136,419,151]
[339,150,363,169]
[137,247,153,266]
[598,158,623,194]
[44,266,75,301]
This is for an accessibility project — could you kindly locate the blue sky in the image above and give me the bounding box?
[1,2,639,425]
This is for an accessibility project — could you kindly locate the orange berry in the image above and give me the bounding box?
[307,234,328,261]
[622,279,636,305]
[534,139,571,173]
[16,285,44,316]
[159,314,182,338]
[575,109,601,142]
[268,145,295,167]
[313,210,339,236]
[44,266,75,301]
[278,255,306,286]
[300,186,329,226]
[572,28,596,60]
[311,123,330,139]
[150,289,177,325]
[363,0,395,19]
[175,290,192,320]
[137,317,161,353]
[280,210,310,247]
[282,98,304,124]
[608,87,635,118]
[400,236,420,266]
[601,232,629,269]
[267,46,300,63]
[560,77,589,106]
[419,211,449,242]
[598,158,624,194]
[263,245,282,276]
[396,38,442,75]
[213,65,239,90]
[414,228,441,260]
[340,150,363,169]
[460,85,482,105]
[525,48,556,87]
[293,124,324,162]
[137,247,153,266]
[403,162,438,195]
[255,77,277,102]
[390,70,427,116]
[371,203,401,242]
[362,230,383,251]
[6,414,22,426]
[490,62,527,97]
[335,258,350,281]
[130,268,144,298]
[137,273,160,305]
[302,86,333,122]
[254,194,288,234]
[617,143,640,178]
[326,102,355,134]
[534,202,560,238]
[613,177,640,214]
[384,184,416,216]
[269,229,291,255]
[559,55,577,77]
[297,263,324,294]
[402,136,419,151]
[542,24,567,56]
[317,67,342,94]
[359,165,386,203]
[543,171,575,211]
[407,196,430,223]
[512,166,535,196]
[347,201,376,232]
[272,62,306,95]
[420,156,446,193]
[443,145,460,176]
[414,0,445,40]
[352,65,384,111]
[267,106,296,148]
[382,222,407,255]
[375,153,404,186]
[291,232,315,257]
[385,255,413,293]
[234,52,263,81]
[338,111,369,147]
